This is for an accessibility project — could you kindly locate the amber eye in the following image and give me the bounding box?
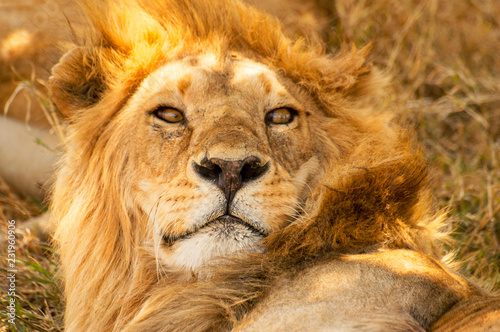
[265,108,296,125]
[153,107,184,123]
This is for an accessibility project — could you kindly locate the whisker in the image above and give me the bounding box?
[149,191,165,280]
[290,177,314,196]
[148,193,194,279]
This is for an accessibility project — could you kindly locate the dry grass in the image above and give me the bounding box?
[0,0,499,330]
[0,177,63,331]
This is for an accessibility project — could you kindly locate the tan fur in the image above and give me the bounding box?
[116,249,487,332]
[2,0,498,331]
[237,250,481,331]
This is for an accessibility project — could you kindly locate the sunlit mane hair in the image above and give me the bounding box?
[53,0,376,118]
[50,0,448,330]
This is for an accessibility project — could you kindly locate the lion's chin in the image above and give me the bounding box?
[162,215,264,272]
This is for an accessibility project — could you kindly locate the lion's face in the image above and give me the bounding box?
[118,53,324,270]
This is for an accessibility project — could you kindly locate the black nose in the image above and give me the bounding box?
[194,156,269,203]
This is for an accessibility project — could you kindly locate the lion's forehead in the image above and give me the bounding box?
[131,52,293,113]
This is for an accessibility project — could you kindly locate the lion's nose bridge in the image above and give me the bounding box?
[197,126,264,162]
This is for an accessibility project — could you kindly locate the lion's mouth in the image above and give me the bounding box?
[163,215,266,246]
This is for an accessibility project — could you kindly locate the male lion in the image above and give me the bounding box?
[1,0,499,331]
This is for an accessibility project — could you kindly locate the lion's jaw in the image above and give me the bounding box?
[127,53,323,272]
[160,216,265,271]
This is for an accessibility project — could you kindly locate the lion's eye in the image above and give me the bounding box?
[153,107,184,123]
[265,108,297,125]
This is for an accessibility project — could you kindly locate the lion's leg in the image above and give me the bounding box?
[0,116,58,204]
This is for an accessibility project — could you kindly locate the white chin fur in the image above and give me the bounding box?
[162,219,264,272]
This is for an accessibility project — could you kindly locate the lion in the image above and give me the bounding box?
[1,0,499,331]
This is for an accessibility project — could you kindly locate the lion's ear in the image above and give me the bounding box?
[49,47,108,118]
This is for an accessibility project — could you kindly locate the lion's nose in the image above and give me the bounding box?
[194,156,269,203]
